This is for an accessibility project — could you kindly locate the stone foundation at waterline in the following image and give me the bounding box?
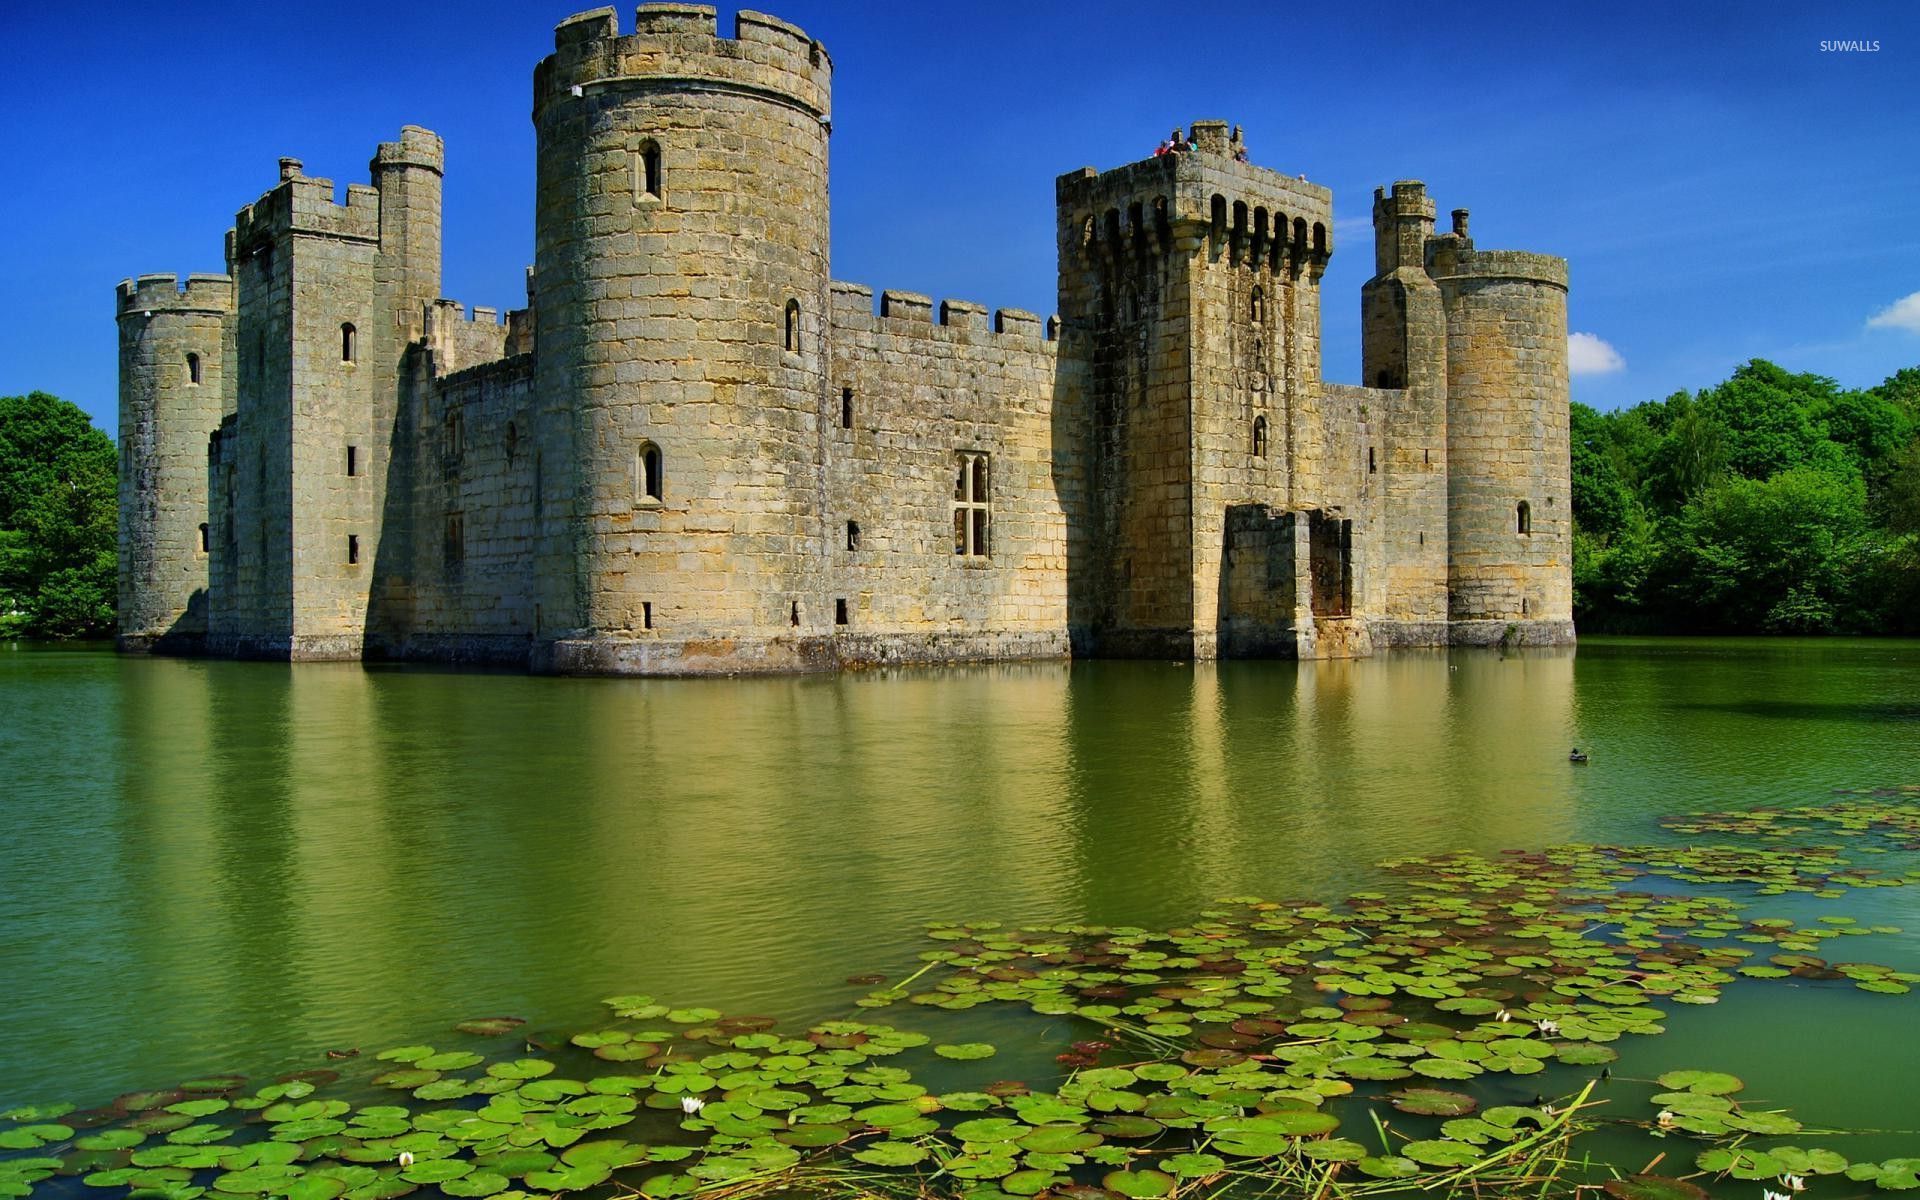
[116,6,1573,675]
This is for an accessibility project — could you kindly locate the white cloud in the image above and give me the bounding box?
[1866,291,1920,334]
[1567,332,1625,376]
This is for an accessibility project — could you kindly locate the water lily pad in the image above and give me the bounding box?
[1390,1088,1477,1117]
[1403,1139,1482,1167]
[1088,1116,1163,1139]
[852,1142,929,1167]
[1102,1169,1174,1198]
[1656,1070,1743,1096]
[935,1043,997,1060]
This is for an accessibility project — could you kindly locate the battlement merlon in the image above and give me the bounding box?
[1372,180,1436,276]
[232,165,381,250]
[830,281,1059,343]
[1057,132,1334,265]
[533,5,831,124]
[1426,243,1569,291]
[116,273,234,318]
[371,125,445,176]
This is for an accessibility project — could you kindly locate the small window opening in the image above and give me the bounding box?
[1419,530,1425,546]
[198,523,210,554]
[505,421,519,459]
[1522,597,1530,616]
[1517,500,1532,536]
[1368,447,1376,473]
[1424,448,1430,466]
[347,533,360,565]
[835,598,849,626]
[642,601,654,630]
[445,513,465,566]
[1376,369,1393,388]
[952,451,990,558]
[639,141,662,199]
[445,409,464,460]
[1250,286,1264,324]
[346,445,359,477]
[186,353,201,385]
[846,520,860,551]
[341,323,357,363]
[784,299,801,352]
[790,601,800,627]
[637,442,663,502]
[840,387,853,429]
[1252,415,1269,459]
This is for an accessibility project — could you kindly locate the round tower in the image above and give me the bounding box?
[529,4,833,672]
[116,273,233,651]
[1431,243,1574,643]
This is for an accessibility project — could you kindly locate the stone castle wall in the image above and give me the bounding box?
[822,286,1073,664]
[116,5,1575,674]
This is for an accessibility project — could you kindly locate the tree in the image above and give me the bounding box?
[1696,359,1859,481]
[1657,468,1873,633]
[0,392,118,639]
[1645,401,1729,511]
[1569,402,1633,538]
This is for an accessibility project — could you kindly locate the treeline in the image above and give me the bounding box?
[0,392,117,639]
[1572,359,1920,634]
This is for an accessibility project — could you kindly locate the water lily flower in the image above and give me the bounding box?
[680,1096,705,1115]
[397,1152,415,1168]
[1655,1109,1676,1127]
[1763,1190,1791,1200]
[1496,1009,1513,1023]
[1536,1019,1560,1035]
[1780,1175,1807,1193]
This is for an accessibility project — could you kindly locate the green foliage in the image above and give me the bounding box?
[0,392,118,639]
[1571,361,1920,634]
[1657,469,1872,632]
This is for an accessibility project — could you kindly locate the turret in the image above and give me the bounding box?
[528,5,833,670]
[1361,181,1450,635]
[371,126,445,346]
[116,273,233,650]
[1428,227,1573,641]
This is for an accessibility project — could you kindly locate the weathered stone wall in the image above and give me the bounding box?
[1433,241,1574,642]
[530,5,835,674]
[115,274,231,650]
[1056,158,1194,655]
[1361,184,1451,642]
[821,286,1071,663]
[379,347,539,663]
[1179,133,1339,658]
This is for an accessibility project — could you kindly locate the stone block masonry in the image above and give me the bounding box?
[116,6,1573,674]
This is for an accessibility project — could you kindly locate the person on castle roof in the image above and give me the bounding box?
[1155,137,1172,157]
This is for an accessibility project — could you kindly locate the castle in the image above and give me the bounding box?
[116,5,1573,675]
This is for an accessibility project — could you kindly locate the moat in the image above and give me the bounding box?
[3,637,1919,1192]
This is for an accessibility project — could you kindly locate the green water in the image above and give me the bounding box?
[2,637,1918,1153]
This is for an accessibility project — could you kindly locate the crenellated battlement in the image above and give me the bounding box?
[1059,128,1334,273]
[372,125,444,176]
[423,297,513,377]
[1427,242,1568,289]
[533,4,831,123]
[233,165,381,250]
[117,273,234,317]
[829,281,1058,344]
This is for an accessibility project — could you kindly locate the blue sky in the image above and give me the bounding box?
[3,1,1916,434]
